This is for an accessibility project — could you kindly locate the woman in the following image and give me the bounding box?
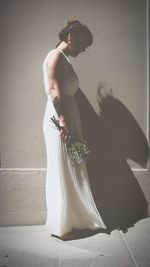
[42,19,106,240]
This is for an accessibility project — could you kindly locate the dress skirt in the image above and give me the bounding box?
[43,93,106,236]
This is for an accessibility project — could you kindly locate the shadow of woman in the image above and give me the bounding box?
[75,87,149,233]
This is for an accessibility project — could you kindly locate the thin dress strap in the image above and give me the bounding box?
[44,48,70,69]
[54,48,70,63]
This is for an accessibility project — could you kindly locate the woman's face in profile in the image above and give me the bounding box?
[69,35,87,57]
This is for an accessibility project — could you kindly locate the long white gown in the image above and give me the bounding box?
[42,48,106,236]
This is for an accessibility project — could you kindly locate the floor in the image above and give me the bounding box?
[0,217,150,267]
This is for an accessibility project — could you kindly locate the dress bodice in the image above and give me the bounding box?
[42,48,79,97]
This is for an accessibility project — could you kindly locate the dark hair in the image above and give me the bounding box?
[56,20,93,49]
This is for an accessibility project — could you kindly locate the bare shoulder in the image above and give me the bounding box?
[46,49,63,72]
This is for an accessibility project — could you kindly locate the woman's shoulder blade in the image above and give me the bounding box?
[46,49,62,60]
[45,49,63,69]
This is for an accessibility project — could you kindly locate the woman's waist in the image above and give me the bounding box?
[45,92,78,104]
[45,93,79,117]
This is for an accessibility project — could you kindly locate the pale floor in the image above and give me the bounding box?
[0,217,150,267]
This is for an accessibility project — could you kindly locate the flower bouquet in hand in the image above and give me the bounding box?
[67,140,91,164]
[50,116,91,164]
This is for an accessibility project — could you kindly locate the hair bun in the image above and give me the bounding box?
[67,16,79,26]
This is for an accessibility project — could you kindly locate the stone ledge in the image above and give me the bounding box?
[0,168,150,226]
[0,169,46,226]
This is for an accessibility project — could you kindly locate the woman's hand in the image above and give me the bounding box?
[59,117,71,143]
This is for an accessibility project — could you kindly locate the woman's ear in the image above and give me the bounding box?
[66,33,75,51]
[67,33,74,45]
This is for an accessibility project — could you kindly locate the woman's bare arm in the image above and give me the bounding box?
[47,51,70,141]
[47,52,65,119]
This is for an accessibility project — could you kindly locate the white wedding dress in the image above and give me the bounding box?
[42,48,106,236]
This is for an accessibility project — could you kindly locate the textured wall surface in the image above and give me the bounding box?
[0,170,46,226]
[0,0,148,168]
[0,0,149,226]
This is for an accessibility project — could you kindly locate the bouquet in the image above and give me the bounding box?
[50,116,91,164]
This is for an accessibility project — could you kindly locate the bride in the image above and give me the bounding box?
[42,18,107,241]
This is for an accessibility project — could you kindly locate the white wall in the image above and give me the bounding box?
[0,0,149,226]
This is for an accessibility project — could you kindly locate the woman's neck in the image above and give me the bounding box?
[56,41,70,56]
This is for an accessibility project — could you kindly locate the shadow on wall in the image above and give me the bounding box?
[75,83,149,233]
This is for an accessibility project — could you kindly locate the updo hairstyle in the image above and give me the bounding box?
[57,19,93,49]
